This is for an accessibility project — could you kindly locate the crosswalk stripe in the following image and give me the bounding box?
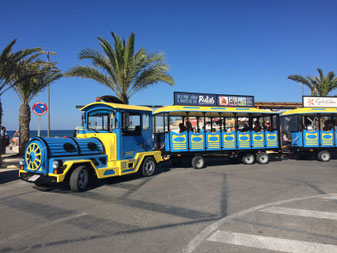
[207,231,337,253]
[260,206,337,220]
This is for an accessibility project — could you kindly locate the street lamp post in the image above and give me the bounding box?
[40,50,56,138]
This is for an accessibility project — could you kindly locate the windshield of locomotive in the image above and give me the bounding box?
[87,109,116,131]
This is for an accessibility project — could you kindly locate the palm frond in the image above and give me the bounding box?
[288,74,313,89]
[66,31,174,104]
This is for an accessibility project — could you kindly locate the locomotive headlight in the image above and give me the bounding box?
[52,160,60,169]
[19,159,24,166]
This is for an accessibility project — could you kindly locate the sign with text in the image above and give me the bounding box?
[303,96,337,108]
[174,92,254,107]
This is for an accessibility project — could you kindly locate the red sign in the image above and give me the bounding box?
[32,102,47,116]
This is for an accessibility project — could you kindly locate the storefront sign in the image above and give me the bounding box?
[174,92,254,107]
[303,96,337,108]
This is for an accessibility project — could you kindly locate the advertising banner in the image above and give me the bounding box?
[303,96,337,108]
[174,92,254,107]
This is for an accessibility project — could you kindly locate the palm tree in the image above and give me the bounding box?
[13,60,62,154]
[66,32,174,104]
[288,68,337,96]
[0,39,41,125]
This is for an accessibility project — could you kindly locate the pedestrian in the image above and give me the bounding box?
[12,130,19,146]
[0,126,7,154]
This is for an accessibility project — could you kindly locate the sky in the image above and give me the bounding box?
[1,0,337,130]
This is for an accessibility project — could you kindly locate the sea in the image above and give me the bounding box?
[7,130,75,139]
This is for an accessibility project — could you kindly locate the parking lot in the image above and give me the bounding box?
[1,157,337,253]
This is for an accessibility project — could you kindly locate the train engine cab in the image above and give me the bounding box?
[19,102,163,191]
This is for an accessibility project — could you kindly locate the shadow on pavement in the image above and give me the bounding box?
[0,170,18,184]
[30,155,286,193]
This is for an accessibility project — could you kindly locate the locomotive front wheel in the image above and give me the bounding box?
[191,156,205,169]
[318,150,330,162]
[242,153,255,165]
[141,157,156,177]
[70,165,90,192]
[256,152,269,164]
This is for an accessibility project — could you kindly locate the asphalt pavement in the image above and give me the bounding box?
[1,156,337,253]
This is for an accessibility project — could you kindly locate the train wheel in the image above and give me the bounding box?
[191,156,205,169]
[256,152,269,164]
[70,165,90,192]
[318,150,330,162]
[141,157,156,176]
[242,153,255,165]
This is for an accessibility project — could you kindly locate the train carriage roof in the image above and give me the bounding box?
[282,107,337,116]
[80,102,153,112]
[153,105,278,117]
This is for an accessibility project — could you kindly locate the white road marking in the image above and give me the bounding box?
[182,193,337,253]
[207,231,337,253]
[260,206,337,220]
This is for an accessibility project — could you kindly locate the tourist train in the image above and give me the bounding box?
[19,92,337,191]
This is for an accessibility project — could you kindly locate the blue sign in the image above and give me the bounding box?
[32,102,48,116]
[174,92,254,107]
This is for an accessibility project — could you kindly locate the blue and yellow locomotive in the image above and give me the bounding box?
[19,101,163,191]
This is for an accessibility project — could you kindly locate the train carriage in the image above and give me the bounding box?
[281,107,337,161]
[153,105,280,168]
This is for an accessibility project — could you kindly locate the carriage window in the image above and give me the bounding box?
[88,110,115,131]
[164,114,169,132]
[205,117,212,132]
[143,114,150,131]
[238,117,250,132]
[122,112,141,136]
[170,116,184,133]
[198,117,205,132]
[224,118,235,133]
[334,115,337,130]
[186,117,197,132]
[321,115,332,131]
[252,117,262,132]
[281,115,300,132]
[211,117,221,133]
[303,115,319,131]
[154,115,163,133]
[272,115,277,131]
[262,116,272,131]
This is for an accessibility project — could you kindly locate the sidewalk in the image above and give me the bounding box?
[1,146,22,171]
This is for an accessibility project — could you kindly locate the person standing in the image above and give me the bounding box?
[0,126,7,154]
[13,130,20,146]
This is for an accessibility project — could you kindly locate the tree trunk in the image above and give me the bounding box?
[19,103,31,155]
[0,96,3,127]
[121,93,129,104]
[0,96,3,167]
[311,87,318,96]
